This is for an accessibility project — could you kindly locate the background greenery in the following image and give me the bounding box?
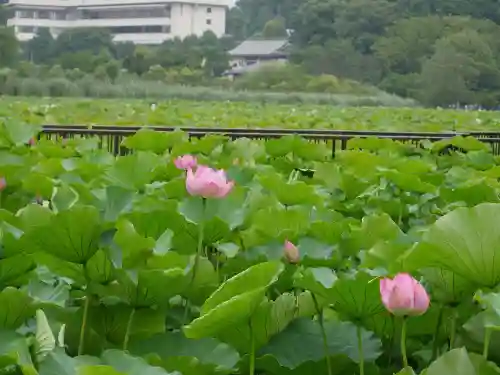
[2,0,500,107]
[3,97,497,131]
[1,0,500,107]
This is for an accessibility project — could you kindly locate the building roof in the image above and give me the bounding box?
[228,39,289,57]
[222,60,286,76]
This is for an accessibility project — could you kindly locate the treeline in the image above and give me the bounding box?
[0,20,391,101]
[2,0,500,106]
[227,0,500,107]
[19,28,232,82]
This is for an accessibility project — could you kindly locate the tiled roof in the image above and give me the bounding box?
[228,39,289,57]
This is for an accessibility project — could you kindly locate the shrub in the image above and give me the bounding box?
[47,65,66,79]
[143,65,167,81]
[46,78,82,97]
[19,78,47,96]
[305,74,340,93]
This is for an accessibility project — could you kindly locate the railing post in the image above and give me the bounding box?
[39,125,500,157]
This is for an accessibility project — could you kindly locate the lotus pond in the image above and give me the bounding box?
[2,97,500,131]
[0,123,499,375]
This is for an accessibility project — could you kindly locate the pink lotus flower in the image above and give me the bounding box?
[0,177,6,191]
[28,137,36,146]
[175,155,197,170]
[380,273,430,316]
[284,240,300,263]
[186,165,234,198]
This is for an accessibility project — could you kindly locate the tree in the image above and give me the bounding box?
[198,31,229,76]
[0,5,10,26]
[123,46,156,75]
[373,16,449,75]
[114,42,136,60]
[25,28,55,64]
[262,17,288,38]
[333,0,398,53]
[373,16,500,75]
[0,27,18,67]
[154,32,228,77]
[58,50,95,72]
[396,0,500,24]
[230,0,277,38]
[293,39,382,83]
[52,28,114,57]
[289,0,338,46]
[419,29,500,106]
[226,7,247,41]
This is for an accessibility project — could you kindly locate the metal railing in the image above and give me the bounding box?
[40,125,500,156]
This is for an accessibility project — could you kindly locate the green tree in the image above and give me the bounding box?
[333,0,398,53]
[226,7,247,41]
[420,29,500,106]
[0,27,18,67]
[114,42,136,60]
[230,0,276,38]
[58,50,95,72]
[373,16,449,75]
[293,39,382,83]
[226,0,302,40]
[154,32,228,77]
[0,5,10,26]
[123,46,156,75]
[52,28,114,56]
[25,28,55,64]
[262,17,288,38]
[397,0,500,23]
[104,59,121,82]
[290,0,338,46]
[198,31,229,76]
[373,16,500,75]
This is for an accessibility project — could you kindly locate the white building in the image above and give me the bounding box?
[6,0,231,44]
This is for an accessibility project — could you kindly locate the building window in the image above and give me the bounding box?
[17,10,34,18]
[207,7,212,13]
[18,26,35,33]
[81,8,169,19]
[54,11,66,20]
[143,25,162,33]
[206,19,211,25]
[109,25,167,34]
[38,10,51,19]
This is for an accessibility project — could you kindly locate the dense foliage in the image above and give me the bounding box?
[4,0,500,105]
[2,98,499,131]
[0,61,405,104]
[0,123,499,374]
[228,0,500,107]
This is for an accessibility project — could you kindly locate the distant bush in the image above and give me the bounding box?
[0,67,417,107]
[231,63,385,97]
[19,78,47,97]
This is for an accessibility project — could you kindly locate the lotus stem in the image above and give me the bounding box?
[449,311,456,350]
[249,320,255,375]
[312,294,332,375]
[431,306,444,362]
[78,264,91,356]
[122,307,135,351]
[78,292,91,356]
[483,327,492,359]
[401,317,408,368]
[357,325,365,375]
[388,316,395,367]
[183,198,206,322]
